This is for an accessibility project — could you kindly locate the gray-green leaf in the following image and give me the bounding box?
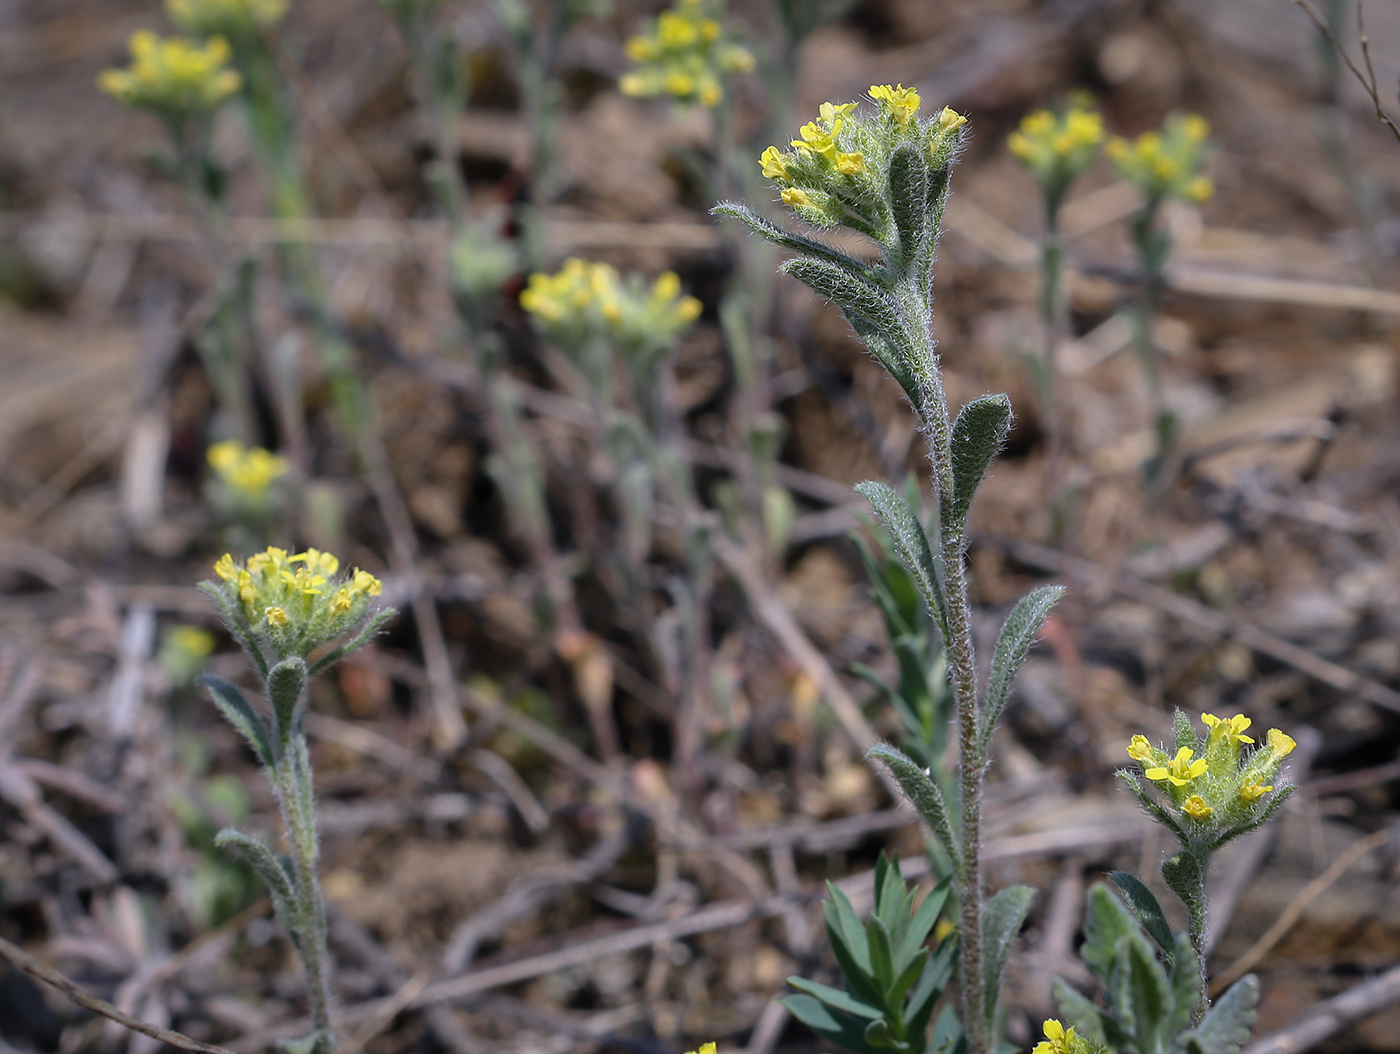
[982,884,1034,1030]
[947,394,1012,533]
[865,742,959,866]
[979,584,1064,753]
[201,675,275,768]
[855,481,948,639]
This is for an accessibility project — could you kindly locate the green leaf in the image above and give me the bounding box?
[1052,977,1109,1046]
[928,1004,965,1054]
[1173,708,1199,755]
[887,947,928,1008]
[214,828,301,949]
[865,743,959,866]
[1082,883,1139,984]
[979,585,1065,753]
[1161,851,1204,920]
[711,201,873,279]
[896,876,950,967]
[855,482,948,640]
[1116,931,1172,1054]
[200,675,275,768]
[267,657,308,750]
[862,1016,904,1050]
[780,257,910,352]
[780,993,878,1054]
[1190,974,1258,1054]
[826,882,874,975]
[307,607,398,679]
[1168,930,1203,1033]
[887,142,929,269]
[906,936,957,1041]
[947,394,1012,533]
[1109,871,1175,961]
[1116,769,1189,843]
[786,976,884,1020]
[198,581,269,681]
[982,884,1034,1029]
[868,912,896,990]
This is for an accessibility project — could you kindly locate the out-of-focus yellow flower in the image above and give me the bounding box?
[619,0,752,108]
[1106,113,1212,204]
[869,83,921,126]
[167,0,288,39]
[682,1045,717,1054]
[1008,104,1103,198]
[98,30,242,119]
[208,440,289,502]
[1145,746,1207,787]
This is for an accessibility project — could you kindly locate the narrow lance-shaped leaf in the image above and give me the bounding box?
[1116,930,1173,1054]
[215,828,302,949]
[1109,870,1175,962]
[887,142,929,270]
[946,394,1012,535]
[849,314,922,412]
[198,581,269,682]
[267,657,308,750]
[1081,883,1140,983]
[979,585,1065,754]
[1052,977,1110,1046]
[711,201,877,281]
[865,742,960,867]
[780,257,910,352]
[855,481,948,639]
[307,607,398,680]
[201,674,275,768]
[1168,931,1203,1033]
[784,977,884,1020]
[779,993,876,1054]
[982,884,1034,1031]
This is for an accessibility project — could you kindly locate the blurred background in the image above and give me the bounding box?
[1,0,1400,1052]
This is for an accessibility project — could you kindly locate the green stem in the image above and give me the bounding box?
[904,292,988,1054]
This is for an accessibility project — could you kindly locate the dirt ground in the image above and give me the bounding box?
[2,0,1400,1052]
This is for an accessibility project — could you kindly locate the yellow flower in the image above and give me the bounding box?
[331,587,353,614]
[99,30,242,118]
[169,625,216,658]
[1187,175,1213,202]
[1007,131,1033,161]
[938,106,967,132]
[1183,795,1213,820]
[214,553,238,581]
[208,440,289,500]
[265,606,289,627]
[1202,712,1254,746]
[351,569,383,597]
[1267,729,1296,758]
[292,548,340,576]
[1239,781,1272,803]
[781,187,812,207]
[759,146,789,181]
[1145,747,1207,787]
[619,0,749,108]
[869,83,920,125]
[1032,1019,1075,1054]
[1127,734,1155,763]
[835,151,865,176]
[684,1045,716,1054]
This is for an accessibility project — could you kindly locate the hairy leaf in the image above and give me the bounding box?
[198,582,270,681]
[982,884,1034,1029]
[201,675,274,768]
[267,657,308,750]
[1082,883,1139,984]
[1117,930,1172,1054]
[780,257,910,352]
[1169,931,1203,1034]
[865,743,959,865]
[979,584,1065,753]
[215,828,301,949]
[1052,978,1109,1046]
[711,201,873,279]
[887,143,929,269]
[1109,871,1175,961]
[855,481,948,639]
[1190,974,1259,1054]
[947,394,1012,533]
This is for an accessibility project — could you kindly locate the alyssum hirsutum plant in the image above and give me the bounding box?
[716,86,1295,1054]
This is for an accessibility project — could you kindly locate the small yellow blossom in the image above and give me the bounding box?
[1239,781,1272,803]
[869,83,921,125]
[1267,729,1296,758]
[208,440,289,501]
[1145,746,1207,787]
[781,187,812,207]
[1183,795,1213,820]
[835,151,865,176]
[331,587,353,614]
[169,625,216,658]
[1127,734,1155,763]
[1202,712,1254,746]
[264,606,289,627]
[292,548,340,576]
[1032,1019,1075,1054]
[759,146,789,181]
[351,569,383,597]
[683,1045,716,1054]
[1106,114,1210,204]
[619,0,752,108]
[938,106,967,132]
[1007,105,1103,192]
[214,553,238,581]
[98,30,242,120]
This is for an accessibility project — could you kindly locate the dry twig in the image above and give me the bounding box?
[1291,0,1400,147]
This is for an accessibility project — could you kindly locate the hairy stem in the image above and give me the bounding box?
[904,292,988,1054]
[276,740,334,1050]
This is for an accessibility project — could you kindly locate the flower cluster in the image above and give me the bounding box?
[1123,711,1295,843]
[618,0,754,108]
[1106,112,1213,204]
[204,547,384,663]
[1032,1019,1107,1054]
[98,30,242,120]
[520,258,702,359]
[1008,104,1104,204]
[167,0,288,40]
[208,440,289,503]
[758,85,967,236]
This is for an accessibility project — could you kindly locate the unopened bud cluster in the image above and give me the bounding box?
[98,30,242,119]
[758,85,966,234]
[1106,113,1213,204]
[619,0,754,108]
[207,547,383,662]
[520,258,702,358]
[1123,711,1295,843]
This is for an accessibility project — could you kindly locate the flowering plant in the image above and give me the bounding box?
[98,30,242,121]
[619,0,754,108]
